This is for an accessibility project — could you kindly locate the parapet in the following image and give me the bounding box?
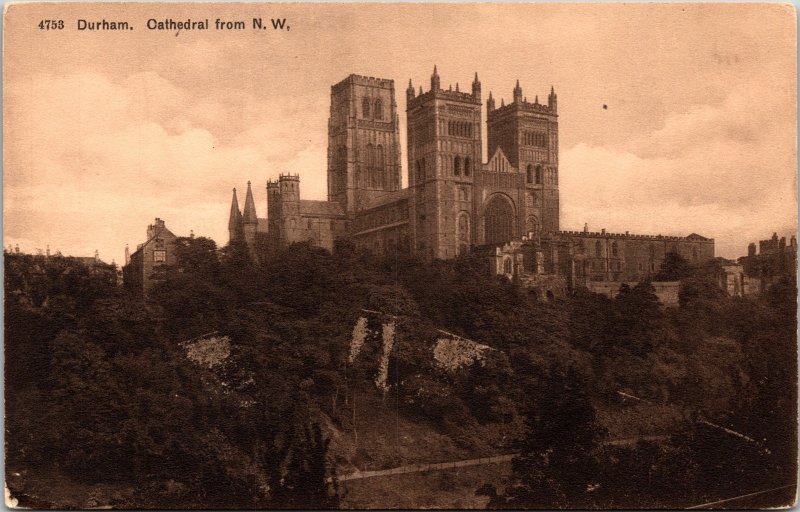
[279,173,300,181]
[556,230,714,242]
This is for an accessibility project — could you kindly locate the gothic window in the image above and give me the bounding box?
[527,215,540,235]
[526,164,533,184]
[535,165,543,185]
[374,99,383,120]
[503,257,513,274]
[454,156,461,176]
[611,241,618,257]
[457,212,471,255]
[595,241,602,257]
[484,194,515,244]
[464,157,471,176]
[362,97,371,118]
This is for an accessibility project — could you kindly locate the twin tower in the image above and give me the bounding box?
[230,66,560,261]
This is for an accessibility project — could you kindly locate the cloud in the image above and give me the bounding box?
[4,71,326,262]
[561,84,796,258]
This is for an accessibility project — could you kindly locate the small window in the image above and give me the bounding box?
[692,248,698,260]
[374,99,383,120]
[362,97,371,118]
[611,242,618,257]
[464,157,471,176]
[454,156,461,176]
[503,258,512,274]
[595,241,602,257]
[526,164,533,184]
[308,219,313,229]
[535,165,543,185]
[153,250,166,263]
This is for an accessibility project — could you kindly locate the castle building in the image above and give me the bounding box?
[228,67,715,297]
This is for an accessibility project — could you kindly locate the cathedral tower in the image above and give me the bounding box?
[407,67,483,259]
[327,74,402,214]
[487,81,560,235]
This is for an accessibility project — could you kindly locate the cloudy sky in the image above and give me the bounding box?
[4,3,796,262]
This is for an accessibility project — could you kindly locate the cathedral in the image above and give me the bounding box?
[228,67,715,299]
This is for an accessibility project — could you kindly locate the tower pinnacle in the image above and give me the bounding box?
[513,79,523,104]
[431,65,440,91]
[243,181,258,224]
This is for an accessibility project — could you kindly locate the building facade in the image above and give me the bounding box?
[228,67,716,298]
[124,218,178,296]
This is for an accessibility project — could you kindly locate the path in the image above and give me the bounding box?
[330,435,670,483]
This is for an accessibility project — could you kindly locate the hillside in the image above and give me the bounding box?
[4,241,797,508]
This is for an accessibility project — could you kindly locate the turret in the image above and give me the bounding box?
[548,85,557,112]
[430,65,440,92]
[267,180,281,241]
[487,91,495,112]
[125,244,130,265]
[748,242,757,257]
[228,187,243,242]
[279,174,301,244]
[407,79,415,102]
[513,79,523,104]
[472,72,481,100]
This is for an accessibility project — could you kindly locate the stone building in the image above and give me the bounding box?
[228,67,716,299]
[124,218,178,296]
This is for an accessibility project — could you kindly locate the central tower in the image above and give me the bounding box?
[327,74,402,215]
[407,67,483,259]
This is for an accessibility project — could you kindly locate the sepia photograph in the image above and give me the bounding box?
[3,2,798,509]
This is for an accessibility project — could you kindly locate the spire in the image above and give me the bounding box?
[455,82,459,92]
[419,86,423,96]
[487,91,495,112]
[534,95,539,104]
[472,72,482,100]
[228,187,242,233]
[501,98,505,107]
[407,78,415,102]
[513,79,523,104]
[431,65,440,91]
[548,85,557,112]
[243,181,258,224]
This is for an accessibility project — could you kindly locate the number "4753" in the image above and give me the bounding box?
[38,20,64,29]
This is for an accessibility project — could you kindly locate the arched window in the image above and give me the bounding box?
[464,157,471,176]
[595,241,602,257]
[611,242,618,257]
[454,156,461,176]
[484,194,515,244]
[503,257,513,274]
[374,99,383,120]
[526,164,534,184]
[457,212,471,255]
[362,97,371,118]
[535,165,543,185]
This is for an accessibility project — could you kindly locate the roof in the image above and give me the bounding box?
[299,200,346,217]
[360,188,411,211]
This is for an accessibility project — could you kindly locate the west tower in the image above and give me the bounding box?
[487,82,559,235]
[327,74,402,215]
[407,67,482,259]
